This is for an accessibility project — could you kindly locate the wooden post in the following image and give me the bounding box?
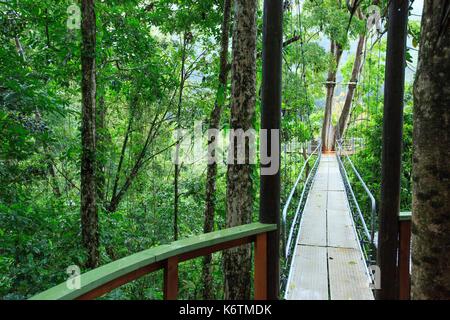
[254,233,268,299]
[164,256,178,300]
[376,0,409,300]
[260,0,283,300]
[398,216,412,300]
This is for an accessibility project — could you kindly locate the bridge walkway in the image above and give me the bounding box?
[285,153,374,300]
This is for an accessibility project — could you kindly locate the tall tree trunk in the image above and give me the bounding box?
[47,154,61,198]
[411,0,450,300]
[174,34,187,241]
[302,144,310,178]
[223,0,257,300]
[334,34,365,142]
[202,0,232,300]
[14,36,26,62]
[321,41,343,151]
[80,0,99,268]
[173,162,180,241]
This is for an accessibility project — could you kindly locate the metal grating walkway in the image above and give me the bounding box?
[285,153,374,300]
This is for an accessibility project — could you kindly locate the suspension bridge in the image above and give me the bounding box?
[283,142,375,300]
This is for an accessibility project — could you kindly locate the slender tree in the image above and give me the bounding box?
[334,33,365,141]
[80,0,99,268]
[411,0,450,300]
[334,0,381,142]
[202,0,232,300]
[321,40,343,151]
[223,0,257,300]
[174,32,189,241]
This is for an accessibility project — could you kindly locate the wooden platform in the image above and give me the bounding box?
[285,153,374,300]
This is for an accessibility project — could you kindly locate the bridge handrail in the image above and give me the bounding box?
[281,141,321,250]
[29,222,276,300]
[284,142,322,259]
[335,140,376,246]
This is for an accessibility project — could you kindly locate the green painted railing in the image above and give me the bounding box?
[399,211,412,221]
[30,222,277,300]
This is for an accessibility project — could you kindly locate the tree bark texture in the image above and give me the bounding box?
[223,0,257,300]
[80,0,99,268]
[411,0,450,300]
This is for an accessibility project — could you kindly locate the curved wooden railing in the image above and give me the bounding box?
[30,222,277,300]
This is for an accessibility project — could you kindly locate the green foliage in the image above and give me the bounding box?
[408,20,421,49]
[303,0,365,48]
[0,0,222,300]
[0,0,417,300]
[344,39,414,225]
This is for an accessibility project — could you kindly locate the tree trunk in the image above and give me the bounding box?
[174,33,188,241]
[334,34,365,141]
[47,157,61,197]
[173,162,180,241]
[302,144,310,178]
[80,0,99,268]
[411,0,450,300]
[202,0,232,300]
[223,0,257,300]
[321,41,343,151]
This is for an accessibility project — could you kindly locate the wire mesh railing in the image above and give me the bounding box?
[335,140,377,266]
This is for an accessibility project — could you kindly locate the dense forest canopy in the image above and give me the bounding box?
[0,0,448,301]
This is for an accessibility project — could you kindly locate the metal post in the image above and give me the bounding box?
[260,0,283,299]
[376,0,409,300]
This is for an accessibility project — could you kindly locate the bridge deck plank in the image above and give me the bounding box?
[328,247,375,300]
[285,245,328,300]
